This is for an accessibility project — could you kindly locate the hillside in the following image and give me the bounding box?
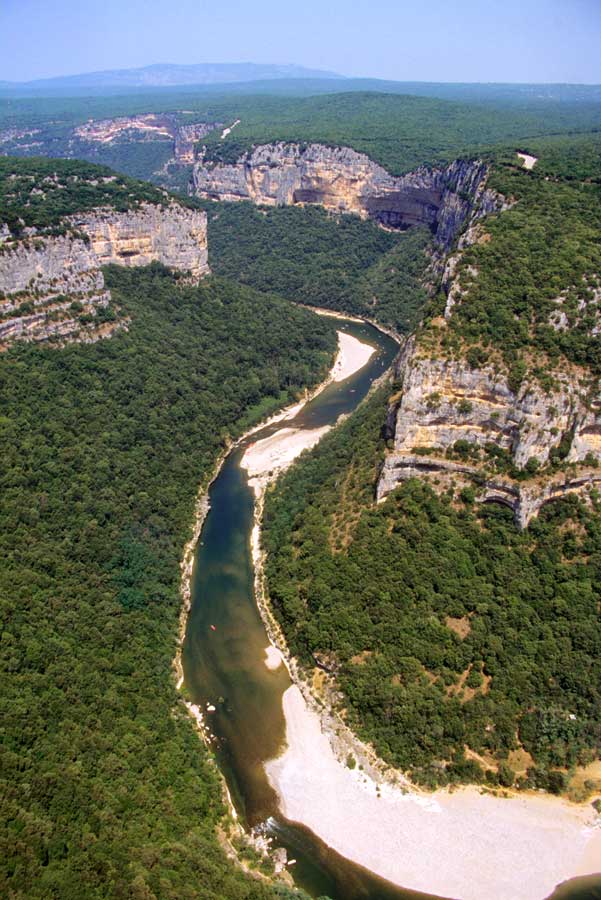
[3,89,601,187]
[0,157,338,898]
[198,91,601,175]
[380,135,601,518]
[261,135,601,799]
[203,201,430,334]
[0,156,178,233]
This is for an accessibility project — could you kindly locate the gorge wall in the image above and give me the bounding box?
[192,143,501,251]
[377,323,601,528]
[0,203,209,347]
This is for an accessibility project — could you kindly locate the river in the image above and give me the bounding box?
[181,317,601,900]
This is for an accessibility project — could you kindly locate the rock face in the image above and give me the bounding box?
[387,336,599,468]
[72,115,219,165]
[377,454,601,529]
[71,203,209,277]
[0,202,209,347]
[378,335,601,526]
[192,143,500,250]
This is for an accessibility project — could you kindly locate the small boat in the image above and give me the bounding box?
[210,624,217,632]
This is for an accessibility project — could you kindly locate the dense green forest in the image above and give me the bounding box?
[263,390,601,793]
[0,156,181,235]
[516,132,601,182]
[3,87,601,182]
[82,140,176,184]
[205,201,430,334]
[0,264,335,899]
[419,134,601,380]
[199,92,601,175]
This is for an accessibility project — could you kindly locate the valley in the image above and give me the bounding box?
[1,70,601,900]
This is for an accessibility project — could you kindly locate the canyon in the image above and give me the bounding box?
[193,140,601,526]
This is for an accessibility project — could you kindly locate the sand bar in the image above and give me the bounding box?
[264,645,284,671]
[242,426,330,483]
[332,331,375,381]
[241,331,376,493]
[266,686,601,900]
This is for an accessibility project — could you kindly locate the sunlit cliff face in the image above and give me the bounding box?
[0,203,209,347]
[192,142,500,250]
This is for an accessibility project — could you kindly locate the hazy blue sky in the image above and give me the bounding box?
[2,0,600,83]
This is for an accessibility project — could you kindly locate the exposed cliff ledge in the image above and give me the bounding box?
[70,203,209,278]
[0,202,209,347]
[378,335,601,526]
[378,454,601,528]
[192,143,501,251]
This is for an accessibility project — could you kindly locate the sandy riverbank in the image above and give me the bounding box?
[242,334,601,900]
[241,331,375,497]
[173,329,363,689]
[265,686,600,900]
[332,331,375,381]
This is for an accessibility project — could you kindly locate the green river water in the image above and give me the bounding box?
[181,318,600,900]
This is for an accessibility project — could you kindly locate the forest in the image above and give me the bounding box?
[0,262,335,899]
[3,87,601,900]
[259,134,601,798]
[204,201,430,335]
[199,91,601,175]
[4,87,601,183]
[262,389,601,794]
[438,137,601,377]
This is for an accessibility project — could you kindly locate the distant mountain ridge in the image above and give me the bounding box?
[4,62,344,90]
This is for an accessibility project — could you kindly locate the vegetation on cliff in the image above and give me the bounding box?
[262,390,601,793]
[430,134,601,378]
[0,263,335,899]
[0,157,183,236]
[205,201,430,334]
[259,136,601,796]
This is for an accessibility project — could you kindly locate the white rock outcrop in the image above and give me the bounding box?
[0,202,209,347]
[193,143,501,251]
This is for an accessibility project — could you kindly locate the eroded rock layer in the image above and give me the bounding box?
[0,203,209,347]
[387,337,601,469]
[192,143,500,250]
[378,323,601,527]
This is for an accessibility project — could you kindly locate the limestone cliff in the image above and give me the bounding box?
[72,115,220,165]
[378,334,601,526]
[0,202,209,348]
[192,143,500,250]
[70,203,209,277]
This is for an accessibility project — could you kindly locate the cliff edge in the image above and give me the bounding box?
[192,142,501,251]
[0,159,209,348]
